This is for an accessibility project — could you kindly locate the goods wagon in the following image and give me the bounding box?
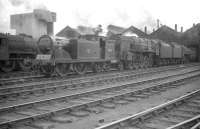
[182,46,196,62]
[159,41,173,58]
[172,43,182,58]
[153,40,173,65]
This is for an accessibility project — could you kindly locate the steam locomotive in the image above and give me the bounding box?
[0,32,194,74]
[0,33,37,72]
[35,34,194,76]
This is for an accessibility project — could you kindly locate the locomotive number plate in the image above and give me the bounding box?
[36,54,51,60]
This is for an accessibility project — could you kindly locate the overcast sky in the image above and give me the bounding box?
[0,0,200,34]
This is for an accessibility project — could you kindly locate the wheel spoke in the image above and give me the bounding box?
[19,58,33,71]
[74,63,86,74]
[56,64,69,76]
[0,61,16,72]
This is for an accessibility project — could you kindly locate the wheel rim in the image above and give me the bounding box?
[56,64,69,76]
[0,61,16,72]
[74,63,86,75]
[93,64,100,73]
[134,64,139,70]
[19,58,33,71]
[40,64,54,76]
[103,63,110,72]
[118,62,124,71]
[128,62,134,70]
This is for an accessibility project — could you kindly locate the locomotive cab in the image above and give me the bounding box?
[0,38,9,60]
[0,37,13,72]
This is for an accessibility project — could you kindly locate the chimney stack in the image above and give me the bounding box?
[144,26,147,34]
[157,19,160,29]
[175,24,177,31]
[181,26,183,32]
[47,22,54,35]
[153,28,155,32]
[193,23,195,27]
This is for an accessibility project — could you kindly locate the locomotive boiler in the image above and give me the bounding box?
[0,33,37,72]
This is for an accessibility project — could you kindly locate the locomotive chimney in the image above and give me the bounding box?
[153,28,155,32]
[144,26,147,34]
[47,22,54,36]
[157,19,160,29]
[193,23,196,27]
[175,24,177,31]
[181,26,183,32]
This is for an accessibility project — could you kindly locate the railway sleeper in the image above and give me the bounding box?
[0,71,199,128]
[50,114,78,123]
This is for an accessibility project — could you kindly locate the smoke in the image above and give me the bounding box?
[0,0,47,33]
[0,1,10,33]
[72,6,157,34]
[114,9,157,33]
[115,9,130,23]
[136,10,157,33]
[72,9,157,35]
[74,11,92,26]
[9,0,28,7]
[0,0,158,34]
[8,0,47,10]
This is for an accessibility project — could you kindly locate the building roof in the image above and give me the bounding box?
[107,24,147,38]
[56,26,80,39]
[181,23,200,45]
[56,25,101,39]
[125,26,148,38]
[107,25,126,35]
[149,25,182,43]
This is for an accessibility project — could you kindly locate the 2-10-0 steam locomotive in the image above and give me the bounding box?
[0,33,37,72]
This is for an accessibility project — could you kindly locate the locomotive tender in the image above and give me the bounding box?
[36,34,194,76]
[0,33,37,72]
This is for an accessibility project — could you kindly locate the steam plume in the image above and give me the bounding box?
[0,0,47,33]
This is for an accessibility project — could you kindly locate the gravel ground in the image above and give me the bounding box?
[49,76,200,129]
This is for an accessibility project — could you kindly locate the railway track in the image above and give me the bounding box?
[96,89,200,129]
[0,72,44,86]
[0,63,197,86]
[0,71,36,79]
[0,66,200,129]
[167,115,200,129]
[0,64,198,104]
